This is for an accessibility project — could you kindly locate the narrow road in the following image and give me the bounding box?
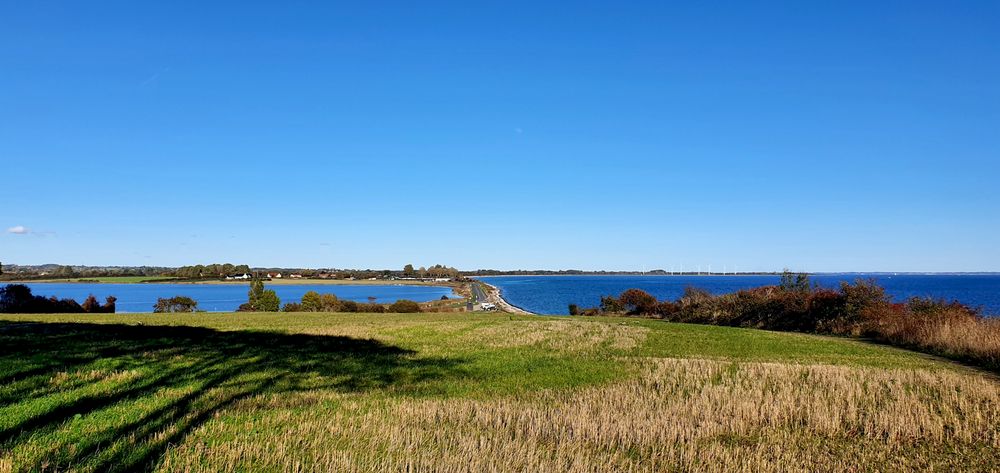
[470,282,487,304]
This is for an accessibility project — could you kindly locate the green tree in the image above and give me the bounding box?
[779,270,811,293]
[246,277,280,311]
[258,290,281,312]
[301,291,322,311]
[248,277,265,308]
[403,264,415,277]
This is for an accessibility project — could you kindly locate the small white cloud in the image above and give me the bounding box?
[7,225,29,234]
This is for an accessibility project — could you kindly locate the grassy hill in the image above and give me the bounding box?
[1,312,998,471]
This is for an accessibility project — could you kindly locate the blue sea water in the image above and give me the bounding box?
[479,274,1000,316]
[20,283,459,313]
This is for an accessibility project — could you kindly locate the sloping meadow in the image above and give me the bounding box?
[1,313,998,471]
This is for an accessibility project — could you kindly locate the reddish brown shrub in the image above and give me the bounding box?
[619,289,659,315]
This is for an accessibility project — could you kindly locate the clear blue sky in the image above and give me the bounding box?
[2,1,998,272]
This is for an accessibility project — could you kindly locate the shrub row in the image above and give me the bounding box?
[574,273,998,371]
[281,291,422,313]
[153,296,199,313]
[0,284,116,314]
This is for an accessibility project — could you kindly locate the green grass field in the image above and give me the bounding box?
[1,312,998,471]
[13,276,178,284]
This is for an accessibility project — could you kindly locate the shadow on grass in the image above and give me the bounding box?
[0,321,462,472]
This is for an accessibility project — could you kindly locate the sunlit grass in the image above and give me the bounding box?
[1,312,997,471]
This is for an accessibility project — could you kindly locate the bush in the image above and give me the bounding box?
[907,296,979,319]
[339,300,360,312]
[82,295,101,313]
[599,295,625,314]
[363,302,387,313]
[678,287,713,309]
[619,289,658,315]
[388,299,421,313]
[654,301,679,317]
[807,289,846,333]
[153,296,199,313]
[46,297,84,313]
[568,304,580,315]
[282,302,302,312]
[838,279,891,335]
[102,296,117,313]
[320,294,340,311]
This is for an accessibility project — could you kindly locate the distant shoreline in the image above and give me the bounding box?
[474,272,1000,277]
[13,278,458,288]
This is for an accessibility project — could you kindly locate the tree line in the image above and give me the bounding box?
[0,262,464,282]
[232,278,424,313]
[0,284,116,313]
[171,263,252,279]
[0,263,171,281]
[402,264,460,279]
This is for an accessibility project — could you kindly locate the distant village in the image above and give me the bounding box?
[0,262,462,283]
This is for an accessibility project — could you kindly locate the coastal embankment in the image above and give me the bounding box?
[476,280,535,315]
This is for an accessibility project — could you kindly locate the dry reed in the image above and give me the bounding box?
[158,358,1000,472]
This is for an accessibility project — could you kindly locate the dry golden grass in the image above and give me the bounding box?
[879,313,1000,370]
[461,319,650,351]
[3,313,999,472]
[159,358,1000,472]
